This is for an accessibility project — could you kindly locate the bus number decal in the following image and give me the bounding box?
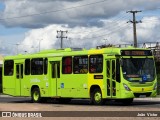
[94,75,103,79]
[30,78,40,83]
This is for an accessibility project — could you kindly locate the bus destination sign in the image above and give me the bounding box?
[121,50,152,56]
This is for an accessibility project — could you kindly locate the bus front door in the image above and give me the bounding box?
[106,60,117,98]
[15,64,23,96]
[50,61,60,96]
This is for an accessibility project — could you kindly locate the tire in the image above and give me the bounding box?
[91,88,104,105]
[31,88,41,103]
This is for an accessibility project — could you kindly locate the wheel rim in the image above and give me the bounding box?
[94,92,102,103]
[33,91,39,101]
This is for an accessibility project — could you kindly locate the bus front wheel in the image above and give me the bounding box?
[91,89,104,105]
[31,88,41,103]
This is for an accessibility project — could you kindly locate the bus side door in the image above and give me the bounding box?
[15,63,23,96]
[106,59,119,98]
[50,61,60,96]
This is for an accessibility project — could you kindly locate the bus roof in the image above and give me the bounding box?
[4,46,152,60]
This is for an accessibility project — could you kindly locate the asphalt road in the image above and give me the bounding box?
[0,96,160,107]
[0,96,160,119]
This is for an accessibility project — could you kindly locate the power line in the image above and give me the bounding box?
[142,18,160,22]
[69,13,129,34]
[73,23,130,40]
[0,0,109,21]
[142,7,160,11]
[75,21,128,40]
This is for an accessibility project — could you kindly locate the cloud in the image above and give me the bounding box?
[1,0,160,55]
[13,16,159,54]
[0,33,25,55]
[1,0,160,28]
[137,17,160,43]
[18,24,69,53]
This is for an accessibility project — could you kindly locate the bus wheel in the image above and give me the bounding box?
[91,89,104,105]
[31,88,41,103]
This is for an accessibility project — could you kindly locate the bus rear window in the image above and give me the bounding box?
[4,60,14,76]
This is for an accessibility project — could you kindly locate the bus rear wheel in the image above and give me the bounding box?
[91,89,104,105]
[31,88,41,103]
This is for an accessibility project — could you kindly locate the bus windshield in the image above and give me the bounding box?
[121,58,155,82]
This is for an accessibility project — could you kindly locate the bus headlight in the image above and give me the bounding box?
[153,82,157,90]
[123,83,131,91]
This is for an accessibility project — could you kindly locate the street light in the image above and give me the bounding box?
[16,43,20,54]
[103,39,107,45]
[38,39,43,52]
[24,51,28,54]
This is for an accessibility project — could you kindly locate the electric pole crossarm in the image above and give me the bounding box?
[126,10,142,13]
[57,30,68,49]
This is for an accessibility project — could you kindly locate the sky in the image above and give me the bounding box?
[0,0,160,55]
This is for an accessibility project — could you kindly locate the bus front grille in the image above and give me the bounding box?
[134,92,152,97]
[129,82,153,87]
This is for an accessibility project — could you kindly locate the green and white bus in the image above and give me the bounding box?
[2,47,157,105]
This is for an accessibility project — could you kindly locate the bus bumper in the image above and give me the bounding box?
[120,90,157,98]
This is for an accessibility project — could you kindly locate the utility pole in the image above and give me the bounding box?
[57,30,68,49]
[127,10,142,47]
[38,39,43,52]
[103,39,107,45]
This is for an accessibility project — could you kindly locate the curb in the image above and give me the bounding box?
[0,94,160,100]
[0,94,13,97]
[135,98,160,100]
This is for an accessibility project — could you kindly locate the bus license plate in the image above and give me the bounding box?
[139,95,146,98]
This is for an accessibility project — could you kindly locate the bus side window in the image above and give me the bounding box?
[62,56,72,74]
[44,58,48,75]
[31,58,43,75]
[4,60,14,76]
[25,59,30,75]
[89,55,103,73]
[16,65,19,78]
[73,56,88,74]
[116,59,120,83]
